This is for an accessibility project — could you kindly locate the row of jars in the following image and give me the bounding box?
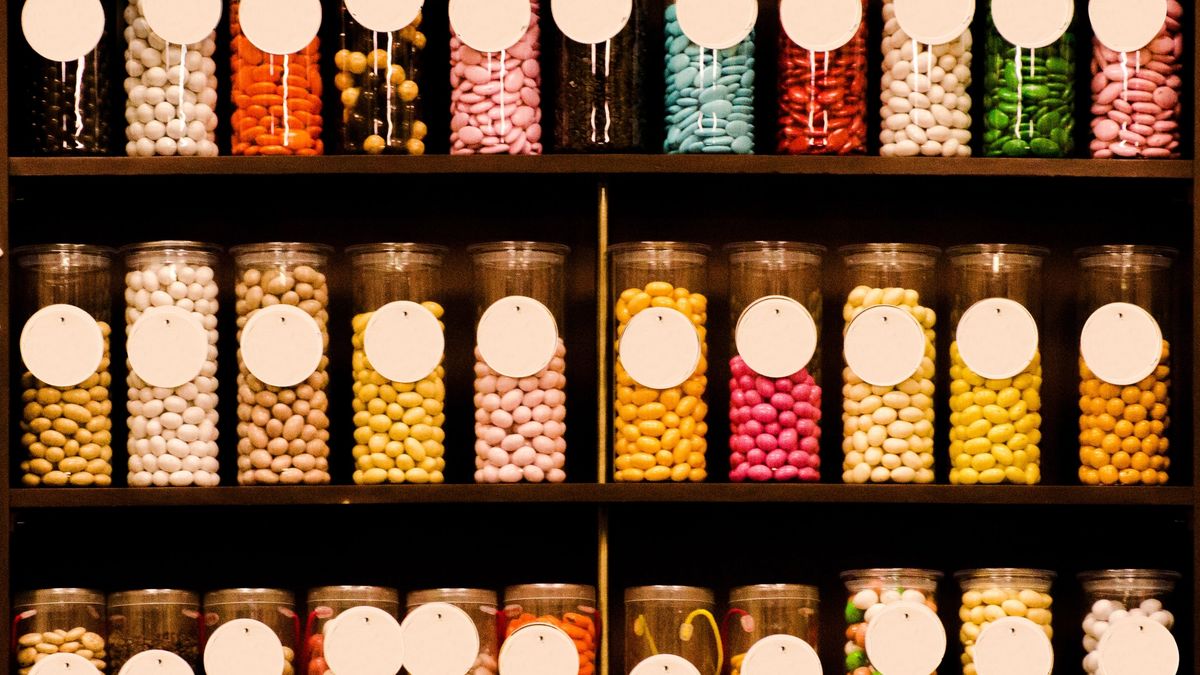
[23,0,1185,158]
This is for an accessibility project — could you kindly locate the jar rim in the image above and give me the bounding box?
[1076,245,1177,268]
[1078,569,1181,589]
[624,585,714,604]
[955,568,1057,586]
[840,568,944,584]
[109,589,200,607]
[203,588,295,606]
[407,588,497,607]
[119,241,223,257]
[307,586,400,605]
[504,584,596,603]
[14,244,117,267]
[229,242,335,258]
[729,584,820,603]
[609,241,711,256]
[726,241,826,265]
[345,243,449,258]
[946,243,1050,261]
[838,243,941,258]
[15,588,106,606]
[467,241,571,257]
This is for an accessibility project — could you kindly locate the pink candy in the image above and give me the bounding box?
[728,355,821,482]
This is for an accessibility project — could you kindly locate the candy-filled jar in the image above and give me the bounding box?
[946,245,1047,485]
[726,242,824,482]
[469,242,569,483]
[1076,246,1175,485]
[13,589,108,675]
[305,586,399,675]
[232,243,332,485]
[108,590,201,673]
[1079,569,1180,674]
[842,569,942,675]
[348,244,448,485]
[16,245,116,487]
[956,569,1055,675]
[840,244,939,484]
[727,585,820,675]
[407,589,499,675]
[612,242,710,482]
[624,586,718,675]
[503,584,597,675]
[203,589,298,675]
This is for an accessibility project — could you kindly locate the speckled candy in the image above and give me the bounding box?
[842,572,939,675]
[728,356,821,481]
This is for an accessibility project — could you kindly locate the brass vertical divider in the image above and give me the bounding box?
[596,181,611,675]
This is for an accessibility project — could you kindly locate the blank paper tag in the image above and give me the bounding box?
[619,307,702,389]
[780,0,862,51]
[241,304,324,387]
[973,617,1053,675]
[203,619,285,675]
[497,622,577,675]
[398,602,480,675]
[629,655,701,675]
[239,0,321,55]
[128,306,209,388]
[477,295,558,378]
[364,301,444,384]
[1089,0,1167,52]
[894,0,975,44]
[676,0,758,49]
[30,654,102,675]
[22,0,105,62]
[21,303,104,387]
[864,601,946,675]
[1080,302,1162,385]
[552,0,630,44]
[1097,616,1179,675]
[142,0,222,45]
[118,650,195,675]
[450,0,531,53]
[740,634,822,675]
[345,0,423,32]
[324,606,405,675]
[955,298,1038,379]
[735,295,817,378]
[992,0,1072,49]
[844,305,926,387]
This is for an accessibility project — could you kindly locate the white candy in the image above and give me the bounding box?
[1082,596,1175,672]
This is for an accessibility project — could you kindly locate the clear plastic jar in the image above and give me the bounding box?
[231,243,333,485]
[1076,246,1175,486]
[469,242,569,484]
[611,242,710,483]
[841,569,941,675]
[727,585,819,675]
[956,569,1055,675]
[946,245,1047,485]
[624,586,718,675]
[122,241,222,488]
[348,244,448,485]
[407,589,499,675]
[726,242,823,482]
[1079,569,1179,674]
[840,244,939,484]
[305,586,399,675]
[204,589,298,675]
[504,585,597,675]
[15,245,116,487]
[23,5,110,155]
[14,589,108,675]
[108,590,202,673]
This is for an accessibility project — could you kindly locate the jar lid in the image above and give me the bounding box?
[504,584,596,604]
[726,241,826,266]
[204,588,295,607]
[946,244,1050,265]
[729,584,819,604]
[1079,569,1181,594]
[840,568,944,588]
[109,589,200,607]
[14,244,117,269]
[624,586,714,604]
[1076,245,1177,269]
[15,588,106,607]
[307,586,400,606]
[955,568,1056,590]
[407,588,497,607]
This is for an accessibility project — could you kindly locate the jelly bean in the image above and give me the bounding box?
[959,571,1054,675]
[337,11,425,155]
[728,356,820,481]
[27,21,110,155]
[948,345,1042,485]
[777,14,867,154]
[982,16,1074,157]
[1080,571,1178,674]
[15,629,107,675]
[842,574,939,675]
[504,612,595,675]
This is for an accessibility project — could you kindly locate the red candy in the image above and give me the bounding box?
[728,356,821,482]
[776,18,868,155]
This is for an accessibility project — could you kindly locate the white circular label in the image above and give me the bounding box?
[241,304,324,388]
[992,0,1072,48]
[973,617,1054,675]
[894,0,975,44]
[552,0,631,44]
[143,0,222,45]
[864,601,946,675]
[22,0,104,62]
[1080,302,1163,386]
[1089,0,1167,52]
[844,305,926,387]
[629,655,702,675]
[676,0,758,49]
[238,0,321,55]
[398,603,480,675]
[118,650,195,675]
[449,0,531,53]
[477,295,558,378]
[497,623,578,675]
[740,635,822,675]
[1097,616,1179,675]
[364,301,444,384]
[203,619,285,675]
[21,304,104,387]
[619,307,703,390]
[30,654,102,675]
[128,306,209,389]
[735,295,817,378]
[955,298,1039,379]
[345,0,423,33]
[324,607,405,675]
[780,0,862,52]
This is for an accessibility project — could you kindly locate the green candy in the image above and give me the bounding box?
[845,600,865,624]
[986,109,1010,130]
[1002,138,1030,156]
[845,650,867,670]
[1030,138,1061,156]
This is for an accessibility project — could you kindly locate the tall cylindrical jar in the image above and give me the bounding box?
[956,569,1055,675]
[1076,246,1175,485]
[727,585,820,675]
[840,244,939,484]
[841,569,942,675]
[449,0,543,154]
[1079,570,1180,674]
[348,244,448,485]
[13,589,108,675]
[122,0,221,157]
[406,589,499,675]
[203,589,298,675]
[15,245,116,487]
[230,0,324,155]
[879,0,975,157]
[726,242,824,482]
[336,3,426,155]
[305,586,400,675]
[624,586,718,675]
[108,589,202,673]
[232,243,332,485]
[946,245,1047,485]
[612,242,710,482]
[503,584,597,675]
[469,242,569,483]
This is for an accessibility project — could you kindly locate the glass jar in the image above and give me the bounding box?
[108,590,202,673]
[305,586,399,675]
[229,0,324,155]
[407,589,499,675]
[122,241,222,488]
[14,589,108,675]
[1076,246,1175,486]
[956,569,1055,675]
[840,244,939,484]
[727,585,819,675]
[841,569,941,675]
[15,245,116,487]
[1079,570,1179,673]
[122,0,220,157]
[204,589,298,675]
[879,0,974,157]
[231,243,333,485]
[624,586,717,675]
[348,244,448,485]
[469,242,569,484]
[726,242,824,482]
[946,245,1047,485]
[504,585,597,675]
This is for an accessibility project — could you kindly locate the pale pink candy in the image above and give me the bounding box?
[1112,142,1141,157]
[532,436,555,454]
[475,440,491,458]
[459,92,486,104]
[551,451,565,468]
[544,389,565,407]
[491,409,514,428]
[523,465,545,482]
[480,144,509,154]
[1129,123,1155,136]
[1153,86,1178,108]
[521,59,539,78]
[475,408,490,424]
[480,465,499,482]
[451,113,471,132]
[498,464,523,482]
[521,87,540,107]
[512,446,536,467]
[465,65,490,84]
[481,392,501,411]
[543,420,565,439]
[518,376,538,392]
[1096,82,1123,105]
[458,125,484,145]
[523,389,545,407]
[551,405,566,422]
[526,123,542,142]
[512,406,532,425]
[547,468,566,483]
[532,404,552,423]
[475,81,501,96]
[484,426,505,446]
[512,106,535,128]
[1147,133,1174,147]
[518,421,543,438]
[1142,147,1172,157]
[488,446,513,466]
[497,376,518,393]
[501,434,525,452]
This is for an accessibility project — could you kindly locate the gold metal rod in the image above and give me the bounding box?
[597,181,610,484]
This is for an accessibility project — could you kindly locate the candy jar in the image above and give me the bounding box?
[611,242,710,482]
[624,586,718,675]
[776,0,868,154]
[841,569,941,675]
[1076,246,1175,485]
[469,242,569,483]
[305,586,400,675]
[13,589,108,675]
[449,0,542,154]
[231,243,333,485]
[1088,0,1184,158]
[229,0,324,155]
[1079,570,1180,674]
[108,590,202,673]
[337,2,426,154]
[203,589,298,675]
[879,0,975,157]
[727,585,820,675]
[946,245,1047,485]
[726,242,824,482]
[406,589,499,675]
[347,244,448,485]
[840,244,939,484]
[15,245,116,487]
[122,241,221,488]
[662,0,757,154]
[956,569,1054,675]
[503,585,597,675]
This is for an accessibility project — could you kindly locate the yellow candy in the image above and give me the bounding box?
[948,344,1042,485]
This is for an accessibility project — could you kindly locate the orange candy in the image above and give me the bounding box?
[505,612,597,675]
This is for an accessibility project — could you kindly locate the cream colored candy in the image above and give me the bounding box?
[959,585,1053,675]
[16,630,106,675]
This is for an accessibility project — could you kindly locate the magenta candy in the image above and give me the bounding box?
[797,467,819,481]
[778,428,798,451]
[778,410,797,428]
[765,449,787,469]
[728,357,822,482]
[746,448,767,465]
[730,463,750,482]
[743,420,763,437]
[764,422,781,437]
[774,465,800,481]
[770,393,795,410]
[746,464,774,481]
[751,403,778,423]
[743,390,762,406]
